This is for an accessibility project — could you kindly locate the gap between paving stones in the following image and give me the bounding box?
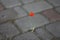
[45,21,60,37]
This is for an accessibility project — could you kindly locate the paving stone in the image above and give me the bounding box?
[1,0,21,8]
[0,8,17,23]
[0,22,19,37]
[0,33,6,40]
[0,3,4,11]
[46,22,60,37]
[21,0,34,4]
[13,7,27,18]
[52,38,60,40]
[35,28,53,40]
[55,7,60,13]
[23,1,52,14]
[14,14,49,32]
[13,32,40,40]
[42,9,60,22]
[48,0,60,7]
[34,0,45,2]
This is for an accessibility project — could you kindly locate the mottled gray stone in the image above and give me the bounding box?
[23,1,52,14]
[14,14,49,32]
[48,0,60,7]
[0,3,4,11]
[0,8,17,23]
[0,22,19,37]
[55,7,60,13]
[46,22,60,37]
[13,7,27,18]
[35,28,53,40]
[13,32,40,40]
[21,0,34,4]
[1,0,21,8]
[0,33,6,40]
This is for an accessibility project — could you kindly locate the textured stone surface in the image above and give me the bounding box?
[14,14,49,32]
[0,0,60,40]
[55,7,60,13]
[0,33,6,40]
[1,0,21,8]
[46,22,60,37]
[34,0,45,2]
[48,0,60,7]
[0,22,19,37]
[0,3,4,11]
[34,0,40,2]
[13,7,27,18]
[42,9,60,22]
[0,8,17,23]
[13,32,40,40]
[21,0,34,4]
[23,1,52,14]
[35,28,53,40]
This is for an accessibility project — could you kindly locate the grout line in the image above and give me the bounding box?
[12,21,23,34]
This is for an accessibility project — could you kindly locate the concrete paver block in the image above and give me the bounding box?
[23,1,52,14]
[46,22,60,37]
[35,28,53,40]
[0,33,6,40]
[48,0,60,7]
[0,8,17,23]
[13,7,27,18]
[42,9,60,22]
[0,3,4,11]
[21,0,34,4]
[1,0,21,8]
[55,7,60,13]
[0,22,19,37]
[14,14,49,32]
[13,32,40,40]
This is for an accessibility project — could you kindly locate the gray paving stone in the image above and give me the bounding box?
[48,0,60,7]
[0,22,19,37]
[34,0,40,2]
[34,0,45,2]
[1,0,21,8]
[46,22,60,37]
[21,0,34,4]
[14,14,49,32]
[0,3,4,11]
[23,1,52,14]
[13,32,40,40]
[55,7,60,13]
[0,8,17,23]
[35,28,53,40]
[13,7,27,18]
[52,38,60,40]
[0,33,6,40]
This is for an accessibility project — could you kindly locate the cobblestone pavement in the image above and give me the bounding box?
[0,0,60,40]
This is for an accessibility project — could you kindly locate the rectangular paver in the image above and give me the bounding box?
[13,7,27,18]
[21,0,34,4]
[55,7,60,13]
[0,22,19,37]
[0,3,4,11]
[1,0,21,8]
[48,0,60,7]
[46,22,60,37]
[23,1,52,14]
[35,28,53,40]
[14,14,49,32]
[0,8,17,23]
[42,9,60,22]
[13,32,40,40]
